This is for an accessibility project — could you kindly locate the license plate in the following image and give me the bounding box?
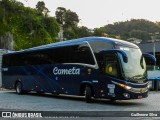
[138,95,142,99]
[107,84,115,88]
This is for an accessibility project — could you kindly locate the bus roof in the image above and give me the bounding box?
[6,37,139,55]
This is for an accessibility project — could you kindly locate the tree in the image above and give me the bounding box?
[36,1,50,17]
[55,7,79,40]
[129,29,150,40]
[0,0,60,50]
[55,7,79,28]
[77,26,92,38]
[101,19,160,41]
[0,0,24,49]
[64,10,79,28]
[55,7,66,26]
[93,27,107,37]
[43,17,60,40]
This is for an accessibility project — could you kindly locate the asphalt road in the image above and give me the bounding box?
[0,90,160,119]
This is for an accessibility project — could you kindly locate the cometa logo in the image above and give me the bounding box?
[53,67,80,75]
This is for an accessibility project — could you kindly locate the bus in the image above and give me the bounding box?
[2,37,156,103]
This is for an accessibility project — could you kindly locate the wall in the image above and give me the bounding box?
[0,49,7,88]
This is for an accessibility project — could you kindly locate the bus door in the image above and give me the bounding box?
[104,53,122,97]
[105,53,119,78]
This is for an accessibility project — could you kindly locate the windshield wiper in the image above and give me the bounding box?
[126,75,145,81]
[132,75,144,78]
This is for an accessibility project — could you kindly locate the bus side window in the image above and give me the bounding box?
[70,44,95,65]
[21,51,53,66]
[77,46,95,64]
[53,47,70,64]
[2,55,14,67]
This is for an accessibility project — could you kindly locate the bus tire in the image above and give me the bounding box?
[85,85,92,103]
[16,82,23,95]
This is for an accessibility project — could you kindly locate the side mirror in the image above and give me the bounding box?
[116,50,128,63]
[143,53,156,65]
[106,49,128,63]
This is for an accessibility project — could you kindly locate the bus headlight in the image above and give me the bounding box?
[118,83,131,90]
[125,86,132,90]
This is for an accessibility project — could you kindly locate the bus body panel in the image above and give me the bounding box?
[2,64,100,95]
[2,64,148,100]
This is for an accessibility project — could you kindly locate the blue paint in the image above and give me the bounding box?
[55,76,58,81]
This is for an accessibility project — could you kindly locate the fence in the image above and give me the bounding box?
[148,66,160,91]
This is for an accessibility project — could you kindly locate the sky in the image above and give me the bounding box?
[17,0,160,29]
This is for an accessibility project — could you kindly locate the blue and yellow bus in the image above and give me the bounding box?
[2,37,155,103]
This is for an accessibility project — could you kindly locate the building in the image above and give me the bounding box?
[138,41,160,66]
[0,49,8,88]
[127,38,142,44]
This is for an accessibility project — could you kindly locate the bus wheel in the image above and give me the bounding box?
[85,85,92,103]
[16,82,23,94]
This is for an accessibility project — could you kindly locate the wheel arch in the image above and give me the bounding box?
[79,81,95,96]
[14,79,22,89]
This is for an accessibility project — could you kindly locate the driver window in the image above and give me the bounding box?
[105,54,118,77]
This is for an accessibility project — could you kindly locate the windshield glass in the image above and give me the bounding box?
[118,46,147,82]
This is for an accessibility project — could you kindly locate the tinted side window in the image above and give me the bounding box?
[53,47,70,63]
[23,50,53,65]
[70,43,95,65]
[3,43,95,66]
[2,55,10,67]
[89,41,113,53]
[3,50,54,67]
[3,54,21,67]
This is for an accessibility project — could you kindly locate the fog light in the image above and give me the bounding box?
[100,90,104,93]
[123,93,130,98]
[147,85,150,89]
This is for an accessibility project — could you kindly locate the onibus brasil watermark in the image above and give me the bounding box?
[2,112,42,118]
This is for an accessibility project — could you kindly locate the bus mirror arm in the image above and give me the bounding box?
[104,49,128,63]
[143,53,156,65]
[116,50,128,63]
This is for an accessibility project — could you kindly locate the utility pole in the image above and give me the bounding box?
[151,33,158,57]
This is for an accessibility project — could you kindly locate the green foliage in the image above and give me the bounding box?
[56,7,79,28]
[0,0,59,50]
[93,27,106,37]
[43,17,60,39]
[36,1,45,13]
[55,7,66,25]
[101,19,160,41]
[64,10,79,28]
[1,0,160,50]
[129,29,150,40]
[77,26,92,38]
[55,7,80,40]
[36,1,50,17]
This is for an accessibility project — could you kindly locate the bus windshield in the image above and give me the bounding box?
[118,46,147,83]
